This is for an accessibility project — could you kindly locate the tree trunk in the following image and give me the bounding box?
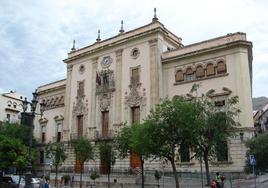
[108,171,110,188]
[18,171,22,187]
[170,159,180,188]
[80,163,83,188]
[55,165,58,188]
[140,157,144,188]
[203,151,210,186]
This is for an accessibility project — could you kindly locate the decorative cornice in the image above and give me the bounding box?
[54,115,64,121]
[206,87,232,98]
[39,118,48,124]
[64,25,181,63]
[162,35,252,63]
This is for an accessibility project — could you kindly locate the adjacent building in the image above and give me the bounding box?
[0,91,27,123]
[34,13,254,175]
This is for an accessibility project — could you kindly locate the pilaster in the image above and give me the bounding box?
[91,57,98,129]
[149,38,160,109]
[115,49,123,123]
[63,64,73,141]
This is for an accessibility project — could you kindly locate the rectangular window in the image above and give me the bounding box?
[131,106,140,124]
[57,123,62,142]
[185,73,196,81]
[41,126,46,143]
[180,142,190,162]
[102,111,109,137]
[40,151,44,164]
[77,115,83,137]
[131,68,140,84]
[215,100,225,107]
[42,133,46,143]
[6,114,10,122]
[216,141,228,162]
[57,132,61,142]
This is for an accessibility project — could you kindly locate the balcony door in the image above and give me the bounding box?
[77,115,83,138]
[102,111,109,137]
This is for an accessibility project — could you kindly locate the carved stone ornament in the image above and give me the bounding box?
[125,84,146,107]
[99,93,111,111]
[72,97,88,116]
[206,87,232,98]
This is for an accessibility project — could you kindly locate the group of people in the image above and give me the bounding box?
[211,172,225,188]
[39,176,50,188]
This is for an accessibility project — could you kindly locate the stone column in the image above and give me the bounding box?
[115,49,123,124]
[90,58,98,129]
[149,38,160,109]
[63,64,73,141]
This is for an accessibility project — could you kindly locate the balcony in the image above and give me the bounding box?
[94,130,115,141]
[96,70,115,94]
[70,133,84,140]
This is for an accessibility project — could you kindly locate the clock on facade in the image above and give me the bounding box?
[101,56,112,68]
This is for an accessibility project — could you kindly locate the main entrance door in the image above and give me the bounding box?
[130,106,141,169]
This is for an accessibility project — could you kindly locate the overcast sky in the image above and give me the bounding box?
[0,0,267,98]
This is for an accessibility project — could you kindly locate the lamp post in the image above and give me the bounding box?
[21,89,46,188]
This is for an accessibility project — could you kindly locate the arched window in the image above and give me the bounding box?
[175,70,184,82]
[206,63,215,76]
[217,61,227,74]
[185,67,195,81]
[196,65,205,78]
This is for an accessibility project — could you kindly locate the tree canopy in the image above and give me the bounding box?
[246,133,268,173]
[0,122,31,173]
[71,137,94,188]
[189,86,240,185]
[144,96,200,188]
[114,123,152,188]
[45,142,67,188]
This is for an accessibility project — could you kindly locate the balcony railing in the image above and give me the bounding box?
[94,130,115,141]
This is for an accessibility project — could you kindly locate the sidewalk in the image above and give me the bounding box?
[48,173,268,188]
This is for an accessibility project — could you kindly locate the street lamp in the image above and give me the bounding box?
[21,89,46,188]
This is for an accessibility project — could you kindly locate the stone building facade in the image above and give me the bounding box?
[34,16,254,174]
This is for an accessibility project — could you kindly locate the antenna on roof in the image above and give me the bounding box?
[71,40,76,51]
[152,8,158,22]
[119,20,125,34]
[96,29,101,42]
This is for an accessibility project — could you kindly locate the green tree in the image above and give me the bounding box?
[71,137,94,188]
[245,133,268,173]
[0,135,28,186]
[189,85,240,185]
[0,122,33,186]
[114,123,152,188]
[0,121,31,146]
[144,97,199,188]
[45,142,67,188]
[98,142,116,188]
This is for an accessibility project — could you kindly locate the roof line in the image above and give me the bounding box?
[38,78,66,88]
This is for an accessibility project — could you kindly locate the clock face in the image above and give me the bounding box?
[101,56,112,68]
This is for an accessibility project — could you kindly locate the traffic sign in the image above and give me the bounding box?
[249,155,256,166]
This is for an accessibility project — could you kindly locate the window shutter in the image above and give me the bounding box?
[175,70,184,82]
[206,64,215,76]
[196,66,205,78]
[217,61,226,74]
